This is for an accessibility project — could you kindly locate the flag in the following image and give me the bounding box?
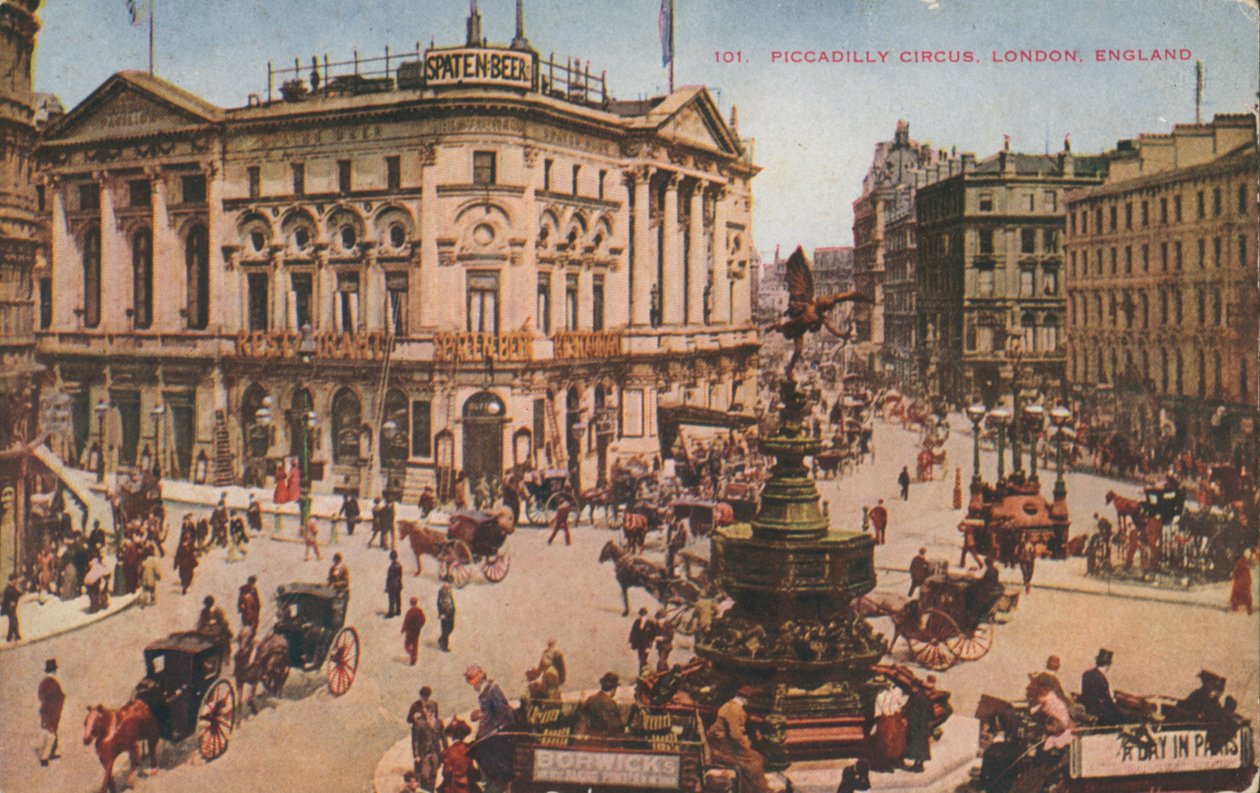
[126,0,141,25]
[658,0,673,67]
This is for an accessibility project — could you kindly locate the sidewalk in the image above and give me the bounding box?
[0,588,138,652]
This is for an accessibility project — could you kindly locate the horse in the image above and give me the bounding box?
[576,485,618,525]
[233,627,291,713]
[397,519,447,576]
[1105,490,1144,533]
[84,701,160,793]
[622,511,649,556]
[598,539,668,616]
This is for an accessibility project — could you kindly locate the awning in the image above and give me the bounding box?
[657,405,757,459]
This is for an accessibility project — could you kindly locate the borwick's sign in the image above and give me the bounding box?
[1070,727,1251,779]
[531,748,681,789]
[424,47,535,90]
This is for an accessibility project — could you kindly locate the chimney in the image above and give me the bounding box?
[510,0,532,50]
[730,105,739,135]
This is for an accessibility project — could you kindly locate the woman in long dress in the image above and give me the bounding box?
[869,683,907,771]
[174,535,198,594]
[1230,549,1254,615]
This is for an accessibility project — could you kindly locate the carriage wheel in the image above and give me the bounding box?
[326,627,360,697]
[541,492,573,528]
[438,540,474,588]
[663,601,699,636]
[197,678,236,761]
[948,621,995,662]
[905,609,959,672]
[524,497,546,527]
[481,550,510,583]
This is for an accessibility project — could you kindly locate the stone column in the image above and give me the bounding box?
[48,178,77,329]
[98,174,125,332]
[314,248,332,331]
[362,244,382,331]
[149,168,178,330]
[417,142,438,329]
[711,186,730,325]
[204,161,226,331]
[270,247,288,330]
[687,181,705,325]
[630,166,653,326]
[661,173,682,325]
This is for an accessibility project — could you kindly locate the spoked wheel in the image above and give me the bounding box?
[438,540,474,588]
[325,626,360,696]
[906,608,959,672]
[481,549,511,582]
[541,492,573,528]
[948,620,995,662]
[524,496,549,527]
[197,678,236,761]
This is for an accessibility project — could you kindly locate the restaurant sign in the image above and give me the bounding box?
[424,47,536,91]
[1070,726,1251,779]
[531,748,680,789]
[234,330,392,362]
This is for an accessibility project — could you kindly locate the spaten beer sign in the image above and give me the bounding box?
[424,47,536,90]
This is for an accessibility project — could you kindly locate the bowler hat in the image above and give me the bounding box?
[1095,648,1114,666]
[45,658,57,673]
[599,672,620,691]
[1046,655,1061,671]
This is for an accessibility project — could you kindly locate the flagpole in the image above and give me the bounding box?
[148,0,155,74]
[668,0,675,93]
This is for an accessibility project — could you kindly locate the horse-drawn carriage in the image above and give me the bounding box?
[115,467,163,522]
[398,509,514,587]
[860,570,1020,672]
[268,583,361,695]
[522,468,576,527]
[672,497,735,539]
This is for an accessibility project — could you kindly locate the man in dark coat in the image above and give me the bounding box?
[835,759,871,793]
[385,550,403,618]
[465,663,515,792]
[408,686,447,790]
[38,658,65,765]
[869,500,888,544]
[401,596,426,665]
[580,672,624,738]
[903,684,933,772]
[908,547,930,596]
[237,575,261,632]
[367,499,385,548]
[628,607,658,671]
[898,466,911,500]
[1080,648,1123,724]
[338,493,361,536]
[3,573,23,641]
[209,495,230,547]
[437,583,455,651]
[245,495,263,533]
[197,595,233,663]
[380,497,397,551]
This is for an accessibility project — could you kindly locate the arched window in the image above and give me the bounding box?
[332,388,362,464]
[83,227,101,328]
[241,384,270,461]
[380,389,408,467]
[132,228,153,329]
[186,224,210,330]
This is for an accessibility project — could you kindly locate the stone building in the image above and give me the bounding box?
[812,245,853,297]
[1064,114,1257,461]
[34,3,759,499]
[914,140,1108,403]
[882,185,919,387]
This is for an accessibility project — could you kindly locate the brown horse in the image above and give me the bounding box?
[233,627,291,713]
[599,539,668,616]
[622,511,649,555]
[84,701,160,793]
[577,485,619,524]
[1105,490,1144,532]
[397,519,447,576]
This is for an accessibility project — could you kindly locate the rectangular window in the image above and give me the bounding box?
[1141,244,1149,272]
[1197,238,1206,268]
[1095,207,1103,232]
[1043,228,1058,252]
[1124,203,1132,229]
[1124,246,1132,273]
[1109,205,1117,231]
[38,277,51,329]
[248,166,261,199]
[1069,212,1077,235]
[565,273,579,331]
[1196,288,1205,325]
[1160,242,1168,271]
[181,174,206,204]
[247,273,268,331]
[977,266,994,297]
[978,229,993,254]
[978,193,993,212]
[467,271,499,333]
[1069,250,1077,278]
[571,164,581,196]
[1212,187,1221,216]
[386,156,401,191]
[1240,235,1248,268]
[1096,248,1103,275]
[1019,266,1034,296]
[411,401,432,458]
[1020,228,1035,254]
[598,170,607,200]
[1238,183,1248,214]
[1044,191,1057,212]
[1213,237,1222,268]
[291,162,305,196]
[1109,247,1117,274]
[128,179,151,208]
[36,184,45,212]
[473,151,496,185]
[386,271,408,335]
[1173,290,1182,324]
[335,272,359,332]
[543,159,553,191]
[1173,240,1182,271]
[1025,194,1035,212]
[1080,210,1087,234]
[338,160,352,194]
[1159,197,1168,224]
[1141,200,1149,226]
[290,272,313,329]
[592,274,605,330]
[1173,194,1182,222]
[1197,190,1206,218]
[1042,266,1058,296]
[536,272,551,334]
[78,182,99,211]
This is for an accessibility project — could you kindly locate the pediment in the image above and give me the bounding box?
[653,89,741,157]
[46,73,220,143]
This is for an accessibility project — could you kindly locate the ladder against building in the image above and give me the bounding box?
[211,410,235,486]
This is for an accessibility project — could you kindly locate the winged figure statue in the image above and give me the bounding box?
[764,246,870,378]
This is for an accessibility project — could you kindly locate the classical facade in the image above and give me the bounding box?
[914,141,1108,403]
[35,4,759,499]
[1064,114,1257,460]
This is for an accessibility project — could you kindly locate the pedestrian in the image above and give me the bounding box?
[868,499,888,545]
[580,672,624,738]
[898,466,911,500]
[138,548,161,606]
[246,494,263,533]
[338,492,360,537]
[418,485,437,518]
[327,552,350,603]
[464,662,516,793]
[453,471,469,511]
[1080,648,1122,724]
[1030,655,1068,705]
[870,682,907,772]
[539,638,566,685]
[654,608,675,671]
[437,582,455,652]
[835,760,871,793]
[381,495,397,551]
[174,533,197,594]
[408,686,447,790]
[227,511,249,561]
[473,476,491,511]
[400,771,422,793]
[210,494,230,547]
[385,550,403,618]
[1017,536,1037,595]
[439,718,478,793]
[1229,548,1254,615]
[37,658,65,766]
[547,498,572,546]
[368,498,385,548]
[903,684,933,772]
[908,547,930,597]
[303,516,321,561]
[237,575,261,632]
[706,694,771,793]
[401,596,426,665]
[3,573,22,641]
[36,544,56,601]
[628,607,658,672]
[84,552,110,612]
[197,595,233,664]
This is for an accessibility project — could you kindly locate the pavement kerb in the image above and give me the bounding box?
[0,592,140,653]
[876,564,1233,611]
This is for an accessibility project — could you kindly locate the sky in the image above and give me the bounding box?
[30,0,1260,253]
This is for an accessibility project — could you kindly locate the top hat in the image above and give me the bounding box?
[1198,669,1225,688]
[1095,648,1114,667]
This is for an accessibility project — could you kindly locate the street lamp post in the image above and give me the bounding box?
[300,410,317,528]
[150,403,165,476]
[255,397,277,535]
[966,403,986,485]
[1049,406,1073,501]
[988,408,1011,482]
[1024,404,1045,481]
[94,399,110,483]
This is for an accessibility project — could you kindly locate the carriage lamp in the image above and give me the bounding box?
[1049,406,1073,500]
[987,408,1011,482]
[95,399,111,483]
[151,403,166,476]
[966,404,987,484]
[1023,404,1045,479]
